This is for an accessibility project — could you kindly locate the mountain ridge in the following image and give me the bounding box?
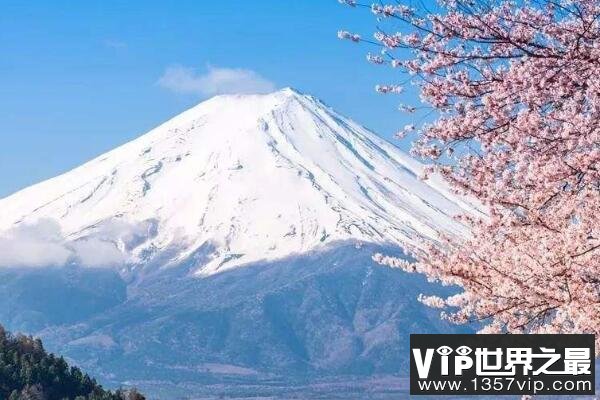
[0,89,477,397]
[0,88,474,275]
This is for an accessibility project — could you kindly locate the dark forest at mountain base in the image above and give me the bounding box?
[0,325,144,400]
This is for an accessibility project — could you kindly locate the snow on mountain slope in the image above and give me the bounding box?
[0,88,473,274]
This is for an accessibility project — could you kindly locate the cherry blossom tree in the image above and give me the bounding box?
[339,0,600,346]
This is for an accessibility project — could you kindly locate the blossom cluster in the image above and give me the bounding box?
[341,0,600,348]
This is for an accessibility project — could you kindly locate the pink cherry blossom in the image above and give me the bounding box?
[337,30,361,43]
[341,0,600,350]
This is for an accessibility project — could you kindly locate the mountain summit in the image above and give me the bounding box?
[0,89,474,396]
[0,88,471,274]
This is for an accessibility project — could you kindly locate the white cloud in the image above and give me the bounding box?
[0,219,71,268]
[157,65,276,97]
[0,218,151,269]
[70,239,125,268]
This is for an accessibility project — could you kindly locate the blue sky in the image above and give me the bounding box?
[0,0,427,198]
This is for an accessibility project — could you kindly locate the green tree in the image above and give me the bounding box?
[0,324,145,400]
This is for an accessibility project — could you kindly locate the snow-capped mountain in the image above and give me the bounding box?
[0,89,478,398]
[0,88,472,275]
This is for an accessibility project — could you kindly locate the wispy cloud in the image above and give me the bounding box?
[157,65,276,97]
[0,220,72,268]
[0,218,153,269]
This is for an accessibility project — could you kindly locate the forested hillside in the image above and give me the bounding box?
[0,325,144,400]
